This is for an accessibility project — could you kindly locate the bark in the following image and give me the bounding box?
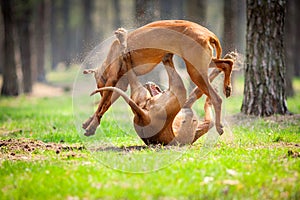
[236,0,247,54]
[0,10,3,74]
[83,0,93,37]
[241,0,289,116]
[113,0,121,28]
[135,0,159,26]
[294,1,300,76]
[160,0,173,19]
[223,0,239,92]
[50,1,58,70]
[16,0,33,93]
[184,0,206,25]
[0,0,19,96]
[62,0,71,66]
[35,0,46,82]
[284,0,295,97]
[223,0,238,53]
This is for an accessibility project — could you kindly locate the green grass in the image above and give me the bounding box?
[0,76,300,199]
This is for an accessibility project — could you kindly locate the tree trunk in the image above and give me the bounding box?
[135,0,147,26]
[83,0,93,39]
[0,10,3,74]
[160,0,173,19]
[284,0,295,97]
[35,0,46,82]
[223,0,238,53]
[184,0,206,25]
[294,1,300,77]
[50,1,59,70]
[16,0,33,93]
[241,0,289,116]
[62,0,71,67]
[0,0,19,96]
[113,0,121,29]
[135,0,159,27]
[223,0,239,93]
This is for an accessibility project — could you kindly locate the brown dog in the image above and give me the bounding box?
[90,29,227,145]
[83,20,235,136]
[92,52,200,145]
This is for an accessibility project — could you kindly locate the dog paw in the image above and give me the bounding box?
[224,85,232,98]
[216,124,224,135]
[84,130,95,137]
[84,125,97,137]
[82,116,94,129]
[83,117,100,136]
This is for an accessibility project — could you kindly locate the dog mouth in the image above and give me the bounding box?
[150,85,161,96]
[144,82,163,97]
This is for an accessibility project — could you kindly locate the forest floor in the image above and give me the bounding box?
[0,70,299,199]
[31,83,65,97]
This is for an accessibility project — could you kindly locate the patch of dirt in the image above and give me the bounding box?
[31,83,65,97]
[287,149,300,158]
[243,142,300,150]
[0,138,85,161]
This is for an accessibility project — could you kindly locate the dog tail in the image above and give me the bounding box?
[210,37,222,59]
[90,87,147,118]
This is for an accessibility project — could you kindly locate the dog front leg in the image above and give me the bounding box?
[84,91,111,136]
[84,76,122,136]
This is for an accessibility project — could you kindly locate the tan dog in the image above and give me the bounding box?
[83,20,235,136]
[90,30,226,145]
[92,52,201,145]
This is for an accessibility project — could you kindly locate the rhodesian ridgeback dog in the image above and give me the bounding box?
[89,29,230,145]
[83,20,235,136]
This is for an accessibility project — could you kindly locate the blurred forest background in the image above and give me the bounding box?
[0,0,299,97]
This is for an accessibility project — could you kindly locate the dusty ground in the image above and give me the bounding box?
[0,138,85,161]
[0,75,65,97]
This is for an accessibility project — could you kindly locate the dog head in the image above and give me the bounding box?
[144,82,163,97]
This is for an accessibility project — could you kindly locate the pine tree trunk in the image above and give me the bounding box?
[16,0,33,93]
[223,0,237,53]
[0,0,19,96]
[62,0,71,67]
[36,0,46,82]
[135,0,159,26]
[113,0,121,29]
[184,0,206,25]
[284,0,295,97]
[0,12,3,74]
[83,0,93,39]
[241,0,289,116]
[294,1,300,77]
[50,1,58,70]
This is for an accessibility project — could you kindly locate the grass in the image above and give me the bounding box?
[0,73,299,199]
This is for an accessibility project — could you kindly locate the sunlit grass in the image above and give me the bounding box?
[0,76,299,199]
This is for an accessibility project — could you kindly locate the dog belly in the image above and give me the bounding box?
[130,49,166,75]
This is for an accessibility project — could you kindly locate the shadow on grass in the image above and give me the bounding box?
[90,144,186,153]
